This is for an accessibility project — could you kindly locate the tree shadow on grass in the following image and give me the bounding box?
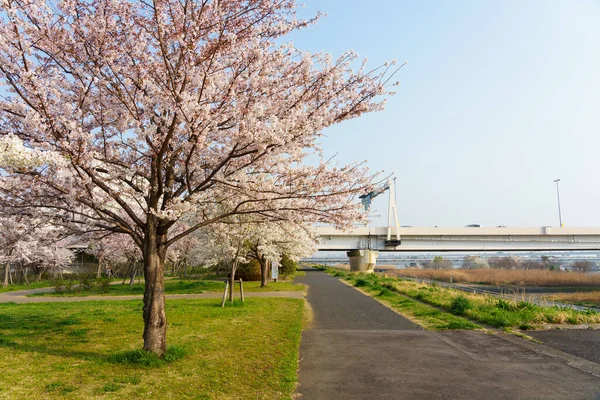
[0,314,110,362]
[0,338,108,361]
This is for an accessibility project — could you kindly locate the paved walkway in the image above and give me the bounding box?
[0,287,304,304]
[529,330,600,365]
[295,271,600,400]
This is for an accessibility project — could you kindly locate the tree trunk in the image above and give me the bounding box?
[142,225,168,357]
[129,261,136,286]
[259,257,268,287]
[97,256,104,278]
[229,260,239,302]
[23,266,29,285]
[2,264,8,288]
[36,267,46,281]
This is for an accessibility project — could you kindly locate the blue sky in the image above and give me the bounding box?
[288,0,600,227]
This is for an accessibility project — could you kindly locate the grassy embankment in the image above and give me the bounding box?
[0,298,304,399]
[30,278,304,297]
[326,269,600,330]
[394,268,600,288]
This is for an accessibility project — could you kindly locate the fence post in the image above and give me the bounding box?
[239,278,245,303]
[221,280,229,307]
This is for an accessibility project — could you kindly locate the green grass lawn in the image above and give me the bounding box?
[0,298,304,399]
[327,269,600,330]
[29,279,305,297]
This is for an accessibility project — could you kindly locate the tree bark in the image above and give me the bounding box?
[97,256,104,278]
[129,261,136,286]
[142,223,168,357]
[23,266,29,285]
[2,264,8,288]
[36,267,46,281]
[259,257,268,287]
[229,259,239,302]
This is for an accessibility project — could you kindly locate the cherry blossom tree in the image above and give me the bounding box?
[0,216,74,286]
[200,221,252,302]
[200,218,314,297]
[87,233,140,278]
[0,0,399,355]
[245,221,315,286]
[165,222,202,277]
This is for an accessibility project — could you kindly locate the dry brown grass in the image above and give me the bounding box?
[542,292,600,307]
[393,268,600,287]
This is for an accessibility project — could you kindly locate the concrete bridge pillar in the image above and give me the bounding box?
[346,249,379,273]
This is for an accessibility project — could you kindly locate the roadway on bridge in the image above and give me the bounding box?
[295,270,600,399]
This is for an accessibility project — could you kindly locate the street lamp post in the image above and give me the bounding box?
[553,179,563,227]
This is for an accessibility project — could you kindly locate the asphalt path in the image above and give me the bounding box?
[529,330,600,365]
[295,270,600,400]
[297,270,420,330]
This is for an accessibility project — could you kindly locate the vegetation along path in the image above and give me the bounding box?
[294,270,600,400]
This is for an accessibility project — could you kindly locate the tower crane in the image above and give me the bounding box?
[359,178,401,247]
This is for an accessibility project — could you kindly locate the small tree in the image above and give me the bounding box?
[541,255,551,270]
[428,256,452,270]
[279,254,298,278]
[462,256,489,269]
[571,261,592,274]
[489,256,522,270]
[521,260,542,270]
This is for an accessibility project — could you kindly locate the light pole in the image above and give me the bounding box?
[553,179,563,227]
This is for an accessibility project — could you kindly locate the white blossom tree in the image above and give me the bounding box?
[165,222,202,277]
[0,215,74,286]
[244,221,315,287]
[0,0,400,355]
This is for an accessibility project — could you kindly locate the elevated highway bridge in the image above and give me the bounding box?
[314,226,600,272]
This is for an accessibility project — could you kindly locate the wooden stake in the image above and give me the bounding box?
[221,280,229,307]
[239,278,244,303]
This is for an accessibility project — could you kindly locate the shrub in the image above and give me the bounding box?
[235,259,261,281]
[53,279,67,293]
[414,292,427,300]
[496,299,514,311]
[381,282,397,292]
[450,295,472,315]
[64,279,77,292]
[279,254,297,278]
[516,301,536,311]
[354,278,370,287]
[98,276,111,293]
[79,274,96,291]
